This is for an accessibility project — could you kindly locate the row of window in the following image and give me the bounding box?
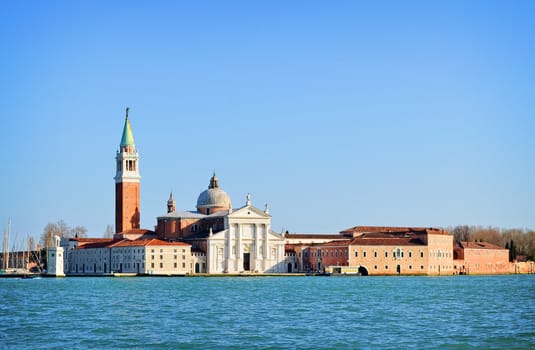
[116,159,137,172]
[119,248,144,254]
[317,249,347,258]
[430,250,452,258]
[302,250,348,258]
[150,255,187,260]
[150,262,186,269]
[355,250,425,258]
[429,265,452,270]
[371,265,425,270]
[113,255,143,261]
[112,263,144,269]
[150,249,187,253]
[72,261,189,272]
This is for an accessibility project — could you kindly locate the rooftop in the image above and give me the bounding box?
[120,110,135,147]
[285,233,345,239]
[112,238,190,247]
[350,234,426,246]
[340,226,449,237]
[158,210,228,219]
[457,241,507,250]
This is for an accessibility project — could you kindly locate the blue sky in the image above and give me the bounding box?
[1,1,534,244]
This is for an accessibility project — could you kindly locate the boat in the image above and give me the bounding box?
[0,219,43,278]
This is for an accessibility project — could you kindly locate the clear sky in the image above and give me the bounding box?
[1,1,534,244]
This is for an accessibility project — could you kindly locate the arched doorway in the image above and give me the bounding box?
[358,266,369,276]
[396,264,401,274]
[288,263,292,273]
[195,263,200,273]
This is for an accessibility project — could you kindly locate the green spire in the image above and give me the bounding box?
[120,107,135,147]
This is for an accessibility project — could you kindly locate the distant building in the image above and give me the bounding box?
[453,241,509,274]
[63,237,190,275]
[60,109,286,275]
[284,233,348,273]
[55,108,530,277]
[157,176,286,273]
[285,227,454,275]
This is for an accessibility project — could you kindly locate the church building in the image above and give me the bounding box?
[57,109,286,275]
[157,175,286,274]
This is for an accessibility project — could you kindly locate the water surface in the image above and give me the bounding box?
[1,275,534,349]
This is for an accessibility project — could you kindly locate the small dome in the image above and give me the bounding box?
[196,174,232,212]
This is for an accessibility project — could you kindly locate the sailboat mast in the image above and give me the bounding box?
[2,228,5,270]
[26,236,30,271]
[5,218,11,271]
[6,218,11,270]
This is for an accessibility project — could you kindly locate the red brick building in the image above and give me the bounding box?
[114,109,141,234]
[453,241,509,274]
[285,226,454,275]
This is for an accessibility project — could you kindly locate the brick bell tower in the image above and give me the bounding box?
[114,107,141,233]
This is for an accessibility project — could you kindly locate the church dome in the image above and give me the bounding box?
[196,174,231,213]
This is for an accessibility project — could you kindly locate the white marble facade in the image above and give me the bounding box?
[206,204,285,273]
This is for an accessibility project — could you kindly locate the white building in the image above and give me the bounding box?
[62,237,191,275]
[157,174,287,274]
[46,235,65,276]
[205,201,286,273]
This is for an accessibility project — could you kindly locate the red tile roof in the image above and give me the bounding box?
[315,240,352,247]
[458,241,507,250]
[112,238,190,247]
[70,238,114,243]
[79,240,118,249]
[117,229,156,235]
[71,238,116,249]
[75,238,190,249]
[350,233,426,246]
[340,226,448,236]
[285,234,345,239]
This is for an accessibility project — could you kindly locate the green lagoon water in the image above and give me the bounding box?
[1,275,534,349]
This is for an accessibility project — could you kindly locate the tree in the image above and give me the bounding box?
[509,239,517,262]
[527,230,535,261]
[453,225,472,243]
[41,220,70,248]
[70,226,87,238]
[472,226,501,245]
[40,220,87,248]
[103,224,114,238]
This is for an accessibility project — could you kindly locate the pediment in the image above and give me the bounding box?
[228,205,270,219]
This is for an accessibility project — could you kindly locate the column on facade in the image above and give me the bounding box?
[263,224,269,271]
[236,224,242,272]
[254,224,260,272]
[277,241,283,273]
[206,240,212,274]
[226,229,232,273]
